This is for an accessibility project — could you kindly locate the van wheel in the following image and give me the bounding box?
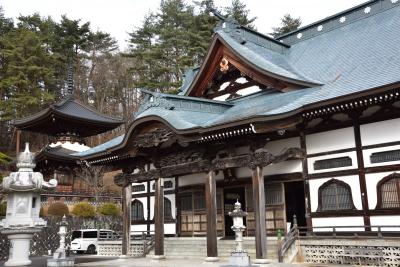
[76,251,84,254]
[87,245,96,254]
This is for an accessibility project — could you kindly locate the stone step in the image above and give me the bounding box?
[147,238,278,259]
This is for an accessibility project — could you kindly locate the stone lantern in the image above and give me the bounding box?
[47,215,74,267]
[228,200,250,266]
[0,143,57,266]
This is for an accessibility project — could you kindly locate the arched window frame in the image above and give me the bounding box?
[317,179,356,212]
[131,199,144,221]
[376,172,400,209]
[164,197,173,221]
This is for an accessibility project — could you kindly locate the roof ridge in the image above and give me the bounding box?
[277,0,398,44]
[63,97,123,122]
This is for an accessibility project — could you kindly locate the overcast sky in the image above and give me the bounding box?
[2,0,367,50]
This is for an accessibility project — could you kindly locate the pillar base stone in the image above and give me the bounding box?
[204,256,219,263]
[118,255,131,259]
[252,258,273,264]
[152,255,166,260]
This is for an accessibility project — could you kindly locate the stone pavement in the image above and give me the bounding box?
[75,257,340,267]
[0,256,118,267]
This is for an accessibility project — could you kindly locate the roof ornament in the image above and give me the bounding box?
[211,8,240,32]
[137,90,175,115]
[66,61,74,96]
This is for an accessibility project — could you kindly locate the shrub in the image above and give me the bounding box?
[98,202,120,217]
[0,202,7,217]
[72,202,96,218]
[47,202,69,217]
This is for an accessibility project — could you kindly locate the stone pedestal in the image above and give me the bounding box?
[46,258,75,267]
[4,233,34,267]
[0,143,58,266]
[229,252,250,266]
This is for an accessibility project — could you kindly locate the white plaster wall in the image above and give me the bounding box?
[262,160,302,175]
[363,145,400,167]
[132,197,148,220]
[149,178,175,193]
[370,216,400,231]
[130,224,147,233]
[307,151,358,174]
[306,127,355,154]
[365,171,397,209]
[308,176,362,212]
[148,223,176,235]
[264,137,300,155]
[178,171,224,187]
[149,194,176,220]
[235,167,252,179]
[312,217,364,231]
[360,118,400,146]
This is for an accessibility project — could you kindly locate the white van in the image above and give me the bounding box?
[70,229,119,254]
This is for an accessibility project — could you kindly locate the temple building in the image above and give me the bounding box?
[37,0,400,264]
[12,68,124,206]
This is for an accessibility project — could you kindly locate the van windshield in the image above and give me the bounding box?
[72,231,81,240]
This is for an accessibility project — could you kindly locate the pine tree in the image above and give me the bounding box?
[224,0,256,29]
[126,0,257,94]
[271,14,302,38]
[0,28,56,120]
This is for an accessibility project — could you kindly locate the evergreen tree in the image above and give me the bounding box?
[0,28,56,120]
[126,0,257,93]
[224,0,256,29]
[271,14,302,38]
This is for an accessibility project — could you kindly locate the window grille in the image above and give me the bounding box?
[152,180,173,190]
[132,184,145,192]
[318,179,354,211]
[265,184,283,205]
[131,200,144,221]
[377,174,400,208]
[370,149,400,164]
[180,194,192,211]
[193,192,206,210]
[314,156,352,170]
[164,197,173,220]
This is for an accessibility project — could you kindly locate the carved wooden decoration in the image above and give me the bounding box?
[114,147,305,186]
[132,128,174,148]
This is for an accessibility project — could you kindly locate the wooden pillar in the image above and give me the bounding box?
[299,129,313,230]
[122,183,132,257]
[15,129,21,155]
[353,117,371,230]
[252,166,268,263]
[154,177,165,259]
[205,171,218,262]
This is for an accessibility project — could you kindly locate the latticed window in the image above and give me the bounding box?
[131,200,144,221]
[318,179,354,211]
[164,197,173,220]
[377,173,400,208]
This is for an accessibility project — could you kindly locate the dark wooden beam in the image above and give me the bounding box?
[252,166,268,262]
[205,171,218,261]
[121,184,132,256]
[352,116,371,230]
[300,128,313,230]
[154,178,165,259]
[114,148,305,186]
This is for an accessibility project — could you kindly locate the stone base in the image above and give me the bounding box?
[252,258,273,265]
[204,257,219,263]
[152,255,166,260]
[4,259,32,267]
[229,252,250,266]
[47,258,75,267]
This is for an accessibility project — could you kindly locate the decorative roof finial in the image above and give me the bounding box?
[66,61,74,96]
[210,8,227,21]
